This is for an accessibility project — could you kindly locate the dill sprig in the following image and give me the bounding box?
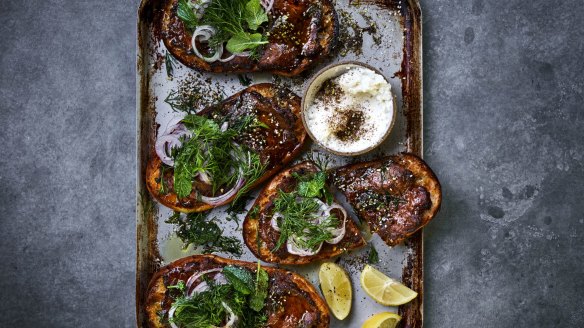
[166,211,243,256]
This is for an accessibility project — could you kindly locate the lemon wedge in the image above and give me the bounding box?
[319,262,352,320]
[360,265,417,306]
[362,312,402,328]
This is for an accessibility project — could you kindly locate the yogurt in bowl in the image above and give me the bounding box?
[302,62,396,156]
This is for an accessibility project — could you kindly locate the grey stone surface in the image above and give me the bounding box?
[0,0,582,327]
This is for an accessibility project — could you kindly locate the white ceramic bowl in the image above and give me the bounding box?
[301,61,397,156]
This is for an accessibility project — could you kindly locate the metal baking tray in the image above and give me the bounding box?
[136,0,424,326]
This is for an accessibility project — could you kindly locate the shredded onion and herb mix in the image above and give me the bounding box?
[165,263,269,327]
[176,0,272,62]
[269,169,348,256]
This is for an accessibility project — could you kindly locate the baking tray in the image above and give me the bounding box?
[136,0,423,327]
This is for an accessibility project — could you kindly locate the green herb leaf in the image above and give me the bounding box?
[177,0,199,30]
[165,212,243,256]
[167,280,186,292]
[249,262,269,312]
[244,0,269,30]
[226,32,268,54]
[368,245,379,264]
[297,171,327,198]
[223,266,255,295]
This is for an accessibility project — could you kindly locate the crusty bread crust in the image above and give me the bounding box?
[146,83,308,213]
[329,153,442,246]
[161,0,338,76]
[243,161,366,265]
[145,254,330,328]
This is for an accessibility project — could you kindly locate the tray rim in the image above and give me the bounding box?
[135,0,424,326]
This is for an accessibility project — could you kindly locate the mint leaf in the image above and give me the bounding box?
[249,263,269,312]
[223,266,254,295]
[177,0,199,30]
[244,0,269,30]
[368,245,379,264]
[226,32,267,54]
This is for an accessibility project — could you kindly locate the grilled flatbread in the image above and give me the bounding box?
[161,0,338,76]
[146,83,307,212]
[328,153,442,246]
[244,161,366,265]
[145,254,330,327]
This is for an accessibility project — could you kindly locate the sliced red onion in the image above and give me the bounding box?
[185,268,222,292]
[168,304,179,328]
[200,176,245,206]
[324,204,347,244]
[270,212,283,231]
[191,25,223,63]
[287,234,322,256]
[198,170,212,184]
[261,0,274,12]
[163,115,187,135]
[191,281,209,294]
[155,134,183,166]
[220,121,229,132]
[219,51,251,62]
[221,301,238,327]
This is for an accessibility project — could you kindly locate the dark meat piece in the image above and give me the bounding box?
[329,154,441,246]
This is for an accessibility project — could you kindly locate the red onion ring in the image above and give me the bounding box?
[287,234,322,256]
[324,204,347,244]
[261,0,274,12]
[192,25,223,63]
[155,134,183,166]
[185,268,222,292]
[200,176,245,206]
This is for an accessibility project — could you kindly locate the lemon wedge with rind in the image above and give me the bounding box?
[362,312,402,328]
[319,262,352,320]
[360,265,417,306]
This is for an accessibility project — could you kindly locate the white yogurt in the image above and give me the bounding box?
[304,67,394,154]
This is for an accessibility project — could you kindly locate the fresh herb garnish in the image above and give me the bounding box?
[176,0,199,30]
[166,211,243,256]
[165,51,177,79]
[249,261,269,311]
[167,265,268,327]
[176,0,270,58]
[271,171,339,252]
[172,114,266,199]
[295,171,334,204]
[368,245,379,264]
[223,265,255,294]
[238,74,253,86]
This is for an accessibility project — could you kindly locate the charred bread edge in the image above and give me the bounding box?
[243,161,366,265]
[145,83,308,213]
[145,254,330,328]
[161,0,339,76]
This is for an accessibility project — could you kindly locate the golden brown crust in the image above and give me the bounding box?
[145,255,330,328]
[243,161,366,265]
[329,153,442,246]
[161,0,338,76]
[146,83,308,213]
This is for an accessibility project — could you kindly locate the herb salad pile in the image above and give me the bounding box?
[167,263,269,327]
[177,0,270,60]
[159,114,267,200]
[268,166,348,256]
